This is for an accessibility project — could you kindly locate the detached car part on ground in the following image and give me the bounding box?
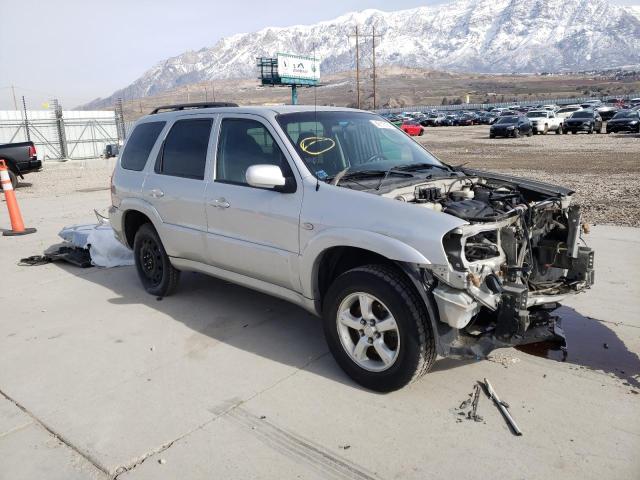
[110,105,595,392]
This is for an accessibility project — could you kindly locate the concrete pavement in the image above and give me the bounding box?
[1,187,638,479]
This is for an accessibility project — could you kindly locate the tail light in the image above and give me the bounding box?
[28,145,37,158]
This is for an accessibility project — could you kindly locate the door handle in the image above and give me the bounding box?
[149,188,164,198]
[211,198,230,209]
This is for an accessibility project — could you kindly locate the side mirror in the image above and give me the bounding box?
[246,164,286,189]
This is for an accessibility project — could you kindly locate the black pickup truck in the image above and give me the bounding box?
[0,141,42,189]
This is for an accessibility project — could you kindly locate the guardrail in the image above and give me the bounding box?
[374,93,640,115]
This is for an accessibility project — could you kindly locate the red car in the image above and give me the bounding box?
[401,121,424,136]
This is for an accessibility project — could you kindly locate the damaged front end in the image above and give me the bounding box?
[389,170,595,358]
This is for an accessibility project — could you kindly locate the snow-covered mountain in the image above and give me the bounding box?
[86,0,640,108]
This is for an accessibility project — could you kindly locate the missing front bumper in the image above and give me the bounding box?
[442,310,568,359]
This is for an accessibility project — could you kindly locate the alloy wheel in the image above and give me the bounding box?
[336,292,400,372]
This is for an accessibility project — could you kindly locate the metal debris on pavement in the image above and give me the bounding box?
[484,378,522,436]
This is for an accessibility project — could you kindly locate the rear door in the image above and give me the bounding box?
[142,115,215,263]
[204,114,303,291]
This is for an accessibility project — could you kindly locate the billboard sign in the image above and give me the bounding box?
[277,53,320,83]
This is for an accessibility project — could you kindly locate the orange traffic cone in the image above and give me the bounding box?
[0,159,36,236]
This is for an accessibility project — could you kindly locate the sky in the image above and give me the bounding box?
[0,0,637,110]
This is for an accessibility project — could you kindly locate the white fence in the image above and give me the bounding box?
[0,110,119,160]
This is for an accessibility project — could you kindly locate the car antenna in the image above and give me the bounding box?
[313,43,321,192]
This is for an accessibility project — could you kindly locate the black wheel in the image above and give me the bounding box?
[542,124,549,135]
[133,223,180,297]
[571,130,576,134]
[556,126,562,134]
[419,129,424,136]
[322,264,436,392]
[588,125,593,134]
[489,134,495,139]
[527,130,533,137]
[513,129,520,138]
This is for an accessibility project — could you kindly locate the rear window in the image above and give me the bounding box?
[572,111,593,118]
[120,122,165,171]
[156,119,213,180]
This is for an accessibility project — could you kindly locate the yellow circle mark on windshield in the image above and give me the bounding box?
[299,136,335,156]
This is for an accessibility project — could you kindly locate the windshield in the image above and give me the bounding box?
[557,108,579,113]
[526,112,547,118]
[572,111,593,118]
[277,111,444,179]
[612,111,638,119]
[496,116,518,124]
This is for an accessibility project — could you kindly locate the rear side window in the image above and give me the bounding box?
[120,122,165,171]
[157,119,213,180]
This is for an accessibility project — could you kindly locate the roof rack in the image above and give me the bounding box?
[150,102,239,114]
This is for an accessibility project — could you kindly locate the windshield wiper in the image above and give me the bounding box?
[392,162,452,172]
[328,168,411,187]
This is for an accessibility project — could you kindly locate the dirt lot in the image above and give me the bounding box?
[417,125,640,227]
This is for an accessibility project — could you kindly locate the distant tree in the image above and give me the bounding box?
[452,97,463,105]
[441,97,448,105]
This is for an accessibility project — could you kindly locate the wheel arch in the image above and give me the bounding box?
[119,198,164,248]
[300,228,432,309]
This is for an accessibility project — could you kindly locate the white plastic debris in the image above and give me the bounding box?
[58,223,134,268]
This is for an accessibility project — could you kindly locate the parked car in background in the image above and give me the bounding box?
[605,110,640,133]
[489,116,532,138]
[421,113,446,127]
[401,121,424,136]
[478,111,499,124]
[0,141,41,189]
[443,114,458,126]
[525,110,563,134]
[556,106,582,119]
[596,104,619,121]
[500,110,519,117]
[563,110,603,134]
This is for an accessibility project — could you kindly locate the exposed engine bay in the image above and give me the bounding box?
[382,170,595,358]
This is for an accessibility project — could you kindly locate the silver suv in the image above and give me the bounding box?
[110,104,594,391]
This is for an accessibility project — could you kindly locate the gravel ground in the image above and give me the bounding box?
[417,125,640,227]
[9,126,639,226]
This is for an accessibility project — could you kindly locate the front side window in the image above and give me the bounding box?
[121,121,165,171]
[277,111,443,180]
[216,118,289,185]
[157,119,213,179]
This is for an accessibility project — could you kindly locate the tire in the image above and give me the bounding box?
[556,126,562,134]
[419,129,424,136]
[527,130,533,137]
[513,129,520,138]
[542,124,549,135]
[489,134,495,139]
[322,264,436,392]
[571,130,576,134]
[133,223,180,297]
[588,125,593,134]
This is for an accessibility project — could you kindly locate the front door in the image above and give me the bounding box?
[204,115,303,291]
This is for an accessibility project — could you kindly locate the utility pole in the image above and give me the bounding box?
[348,27,382,110]
[11,85,18,110]
[211,81,216,102]
[21,96,30,141]
[347,26,361,108]
[372,26,377,110]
